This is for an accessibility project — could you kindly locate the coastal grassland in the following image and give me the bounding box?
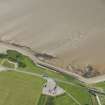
[16,52,92,105]
[37,95,47,105]
[0,50,80,83]
[53,94,78,105]
[37,81,92,105]
[2,59,15,68]
[0,71,44,105]
[91,82,105,105]
[37,94,78,105]
[98,95,105,105]
[0,58,3,62]
[37,95,54,105]
[94,81,105,89]
[58,82,92,105]
[0,50,93,105]
[90,95,98,105]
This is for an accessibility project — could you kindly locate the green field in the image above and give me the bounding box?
[37,94,80,105]
[98,94,105,105]
[0,71,44,105]
[94,81,105,89]
[2,59,16,68]
[91,80,105,105]
[0,50,95,105]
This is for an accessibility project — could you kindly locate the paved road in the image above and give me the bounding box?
[1,41,105,84]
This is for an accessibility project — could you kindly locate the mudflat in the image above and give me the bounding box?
[0,0,105,72]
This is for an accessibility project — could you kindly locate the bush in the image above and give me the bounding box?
[0,54,8,58]
[7,50,26,68]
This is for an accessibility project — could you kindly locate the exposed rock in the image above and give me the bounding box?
[83,65,100,78]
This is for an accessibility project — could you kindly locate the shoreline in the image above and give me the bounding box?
[0,40,105,84]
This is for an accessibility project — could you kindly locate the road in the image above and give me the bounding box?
[96,95,102,105]
[0,41,105,84]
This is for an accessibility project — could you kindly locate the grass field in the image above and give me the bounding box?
[94,81,105,89]
[91,81,105,105]
[59,83,92,105]
[2,59,16,68]
[53,94,77,105]
[98,95,105,105]
[37,94,79,105]
[0,50,94,105]
[85,82,105,105]
[0,71,44,105]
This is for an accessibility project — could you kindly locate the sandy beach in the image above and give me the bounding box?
[0,0,105,72]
